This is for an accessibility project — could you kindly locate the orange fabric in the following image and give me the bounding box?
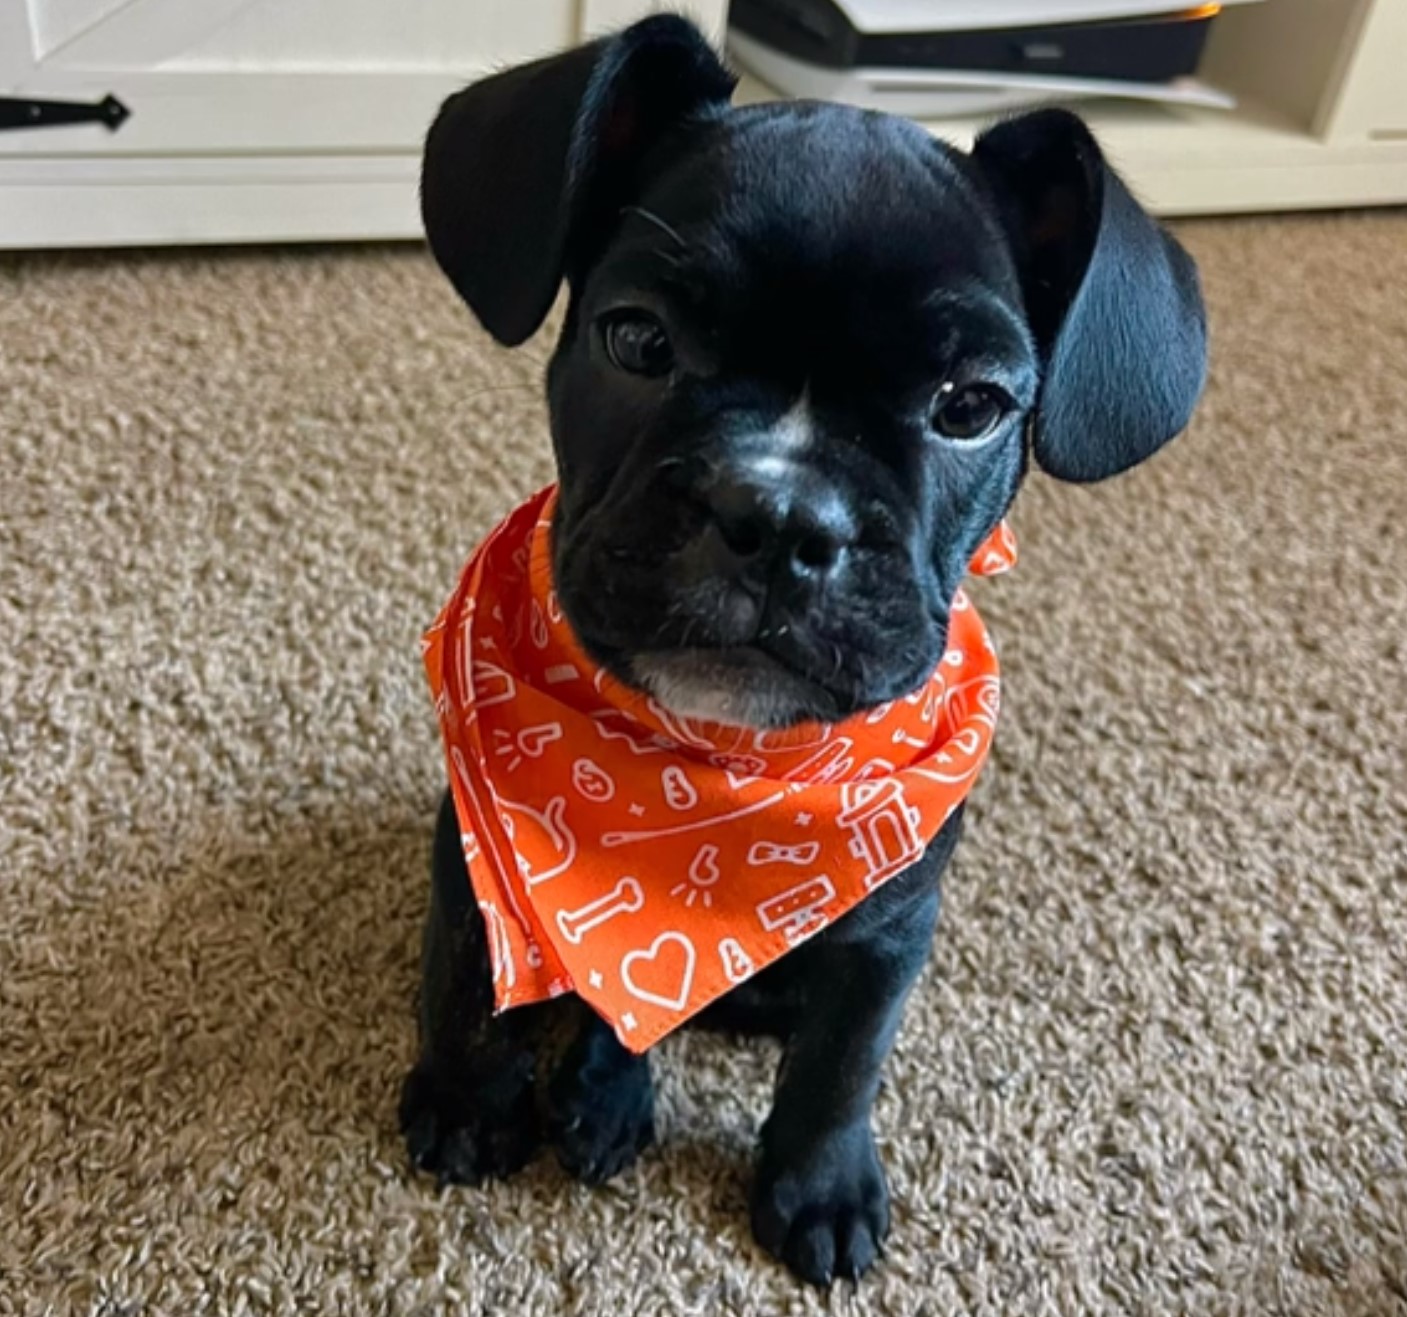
[423,486,1015,1053]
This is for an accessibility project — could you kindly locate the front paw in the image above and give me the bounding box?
[399,1057,540,1186]
[547,1046,655,1185]
[751,1123,890,1286]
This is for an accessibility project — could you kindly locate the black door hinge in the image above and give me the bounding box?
[0,94,130,133]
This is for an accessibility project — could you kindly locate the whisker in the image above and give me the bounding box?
[622,205,688,250]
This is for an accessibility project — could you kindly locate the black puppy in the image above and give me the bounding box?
[400,14,1205,1285]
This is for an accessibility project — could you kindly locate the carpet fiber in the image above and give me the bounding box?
[3,211,1406,1315]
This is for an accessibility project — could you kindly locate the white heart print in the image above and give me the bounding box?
[620,932,696,1011]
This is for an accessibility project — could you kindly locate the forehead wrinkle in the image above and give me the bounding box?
[924,286,1036,359]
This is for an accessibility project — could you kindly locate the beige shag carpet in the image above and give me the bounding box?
[3,211,1406,1316]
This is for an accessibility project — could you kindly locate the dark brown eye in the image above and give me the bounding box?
[931,383,1010,441]
[602,311,674,377]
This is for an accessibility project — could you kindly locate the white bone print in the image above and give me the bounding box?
[554,877,645,945]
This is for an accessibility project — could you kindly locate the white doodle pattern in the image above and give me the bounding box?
[782,737,855,784]
[757,876,837,945]
[421,485,1014,1054]
[718,938,754,984]
[671,843,722,908]
[600,791,788,847]
[529,599,549,649]
[747,840,822,867]
[493,721,564,772]
[498,795,576,885]
[661,764,700,811]
[480,900,515,989]
[571,757,616,802]
[838,780,926,890]
[621,932,697,1011]
[556,877,645,944]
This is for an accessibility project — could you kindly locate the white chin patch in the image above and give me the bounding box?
[632,655,810,730]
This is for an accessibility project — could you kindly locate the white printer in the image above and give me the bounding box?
[728,0,1256,117]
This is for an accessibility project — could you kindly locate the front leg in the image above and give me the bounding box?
[547,1011,656,1184]
[751,834,950,1284]
[399,791,548,1184]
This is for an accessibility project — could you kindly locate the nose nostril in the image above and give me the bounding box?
[794,533,840,573]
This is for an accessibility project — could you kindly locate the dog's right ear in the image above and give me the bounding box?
[421,15,736,346]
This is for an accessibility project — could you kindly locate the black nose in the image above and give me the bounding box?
[701,464,854,580]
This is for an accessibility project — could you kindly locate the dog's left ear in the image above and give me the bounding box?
[973,109,1207,483]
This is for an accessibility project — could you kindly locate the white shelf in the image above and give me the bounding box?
[734,71,1407,216]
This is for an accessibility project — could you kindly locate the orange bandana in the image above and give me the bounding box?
[423,487,1015,1052]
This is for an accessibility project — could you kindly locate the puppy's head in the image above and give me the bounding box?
[422,16,1206,728]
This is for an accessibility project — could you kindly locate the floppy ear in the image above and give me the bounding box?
[421,14,736,347]
[972,109,1207,483]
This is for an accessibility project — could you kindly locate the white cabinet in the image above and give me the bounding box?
[0,0,1402,246]
[1316,0,1407,140]
[0,0,727,246]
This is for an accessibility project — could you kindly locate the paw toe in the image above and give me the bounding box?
[835,1207,883,1281]
[751,1132,891,1286]
[791,1215,838,1287]
[399,1063,539,1185]
[551,1097,655,1184]
[548,1062,655,1185]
